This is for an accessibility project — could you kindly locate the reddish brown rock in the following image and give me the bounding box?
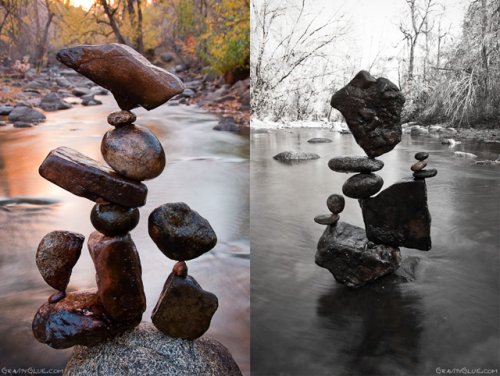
[56,44,185,110]
[152,267,218,340]
[39,146,147,208]
[32,289,141,349]
[90,203,140,236]
[36,231,84,292]
[107,110,136,127]
[330,71,405,158]
[88,231,146,321]
[101,124,166,181]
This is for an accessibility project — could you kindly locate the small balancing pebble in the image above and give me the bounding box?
[411,160,427,172]
[414,152,429,161]
[107,110,136,127]
[326,194,345,214]
[314,214,339,225]
[413,168,438,179]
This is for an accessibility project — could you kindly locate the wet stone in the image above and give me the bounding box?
[101,124,165,181]
[152,269,218,340]
[273,151,320,162]
[307,138,332,143]
[32,289,141,349]
[330,71,405,157]
[328,156,384,173]
[415,152,429,161]
[90,203,139,236]
[148,202,217,261]
[342,173,384,199]
[326,194,345,214]
[88,231,146,322]
[411,160,427,172]
[359,178,432,251]
[36,231,84,292]
[315,221,401,288]
[39,146,148,208]
[107,110,137,127]
[413,168,438,179]
[314,214,339,225]
[56,43,185,110]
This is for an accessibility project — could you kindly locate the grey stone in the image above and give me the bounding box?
[81,93,102,106]
[342,173,384,198]
[315,221,401,288]
[414,152,429,161]
[13,121,34,128]
[8,105,46,123]
[63,322,242,376]
[71,87,91,97]
[314,214,339,225]
[214,117,240,132]
[413,169,438,179]
[273,151,320,162]
[307,138,332,143]
[326,194,345,214]
[0,105,13,115]
[39,92,72,111]
[328,156,384,173]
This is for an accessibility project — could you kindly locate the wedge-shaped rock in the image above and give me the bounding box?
[359,178,432,251]
[88,231,146,321]
[32,289,141,349]
[56,43,184,110]
[152,265,218,340]
[330,71,405,157]
[39,146,147,208]
[315,222,401,288]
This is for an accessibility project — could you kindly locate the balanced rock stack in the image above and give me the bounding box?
[31,43,222,349]
[315,71,437,288]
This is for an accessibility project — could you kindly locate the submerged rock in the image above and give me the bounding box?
[342,173,384,198]
[8,105,46,123]
[315,221,401,288]
[63,322,242,376]
[330,71,405,157]
[273,151,320,162]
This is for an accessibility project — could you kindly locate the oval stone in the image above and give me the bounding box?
[342,173,384,199]
[90,203,139,236]
[326,194,345,214]
[314,214,340,225]
[101,124,165,181]
[36,231,84,292]
[414,152,429,161]
[411,160,427,172]
[107,110,136,127]
[413,168,438,179]
[328,156,384,173]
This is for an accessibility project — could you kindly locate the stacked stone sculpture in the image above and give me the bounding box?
[315,71,438,288]
[32,44,219,349]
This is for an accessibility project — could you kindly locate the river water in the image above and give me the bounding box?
[251,128,499,376]
[0,96,249,375]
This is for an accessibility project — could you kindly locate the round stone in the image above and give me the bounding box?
[107,110,136,127]
[173,261,188,277]
[101,124,166,181]
[90,203,140,236]
[342,173,384,199]
[314,214,340,225]
[413,168,438,179]
[414,152,429,161]
[411,160,427,172]
[328,156,384,173]
[326,194,345,214]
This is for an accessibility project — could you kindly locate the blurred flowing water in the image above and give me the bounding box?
[0,96,249,375]
[251,128,500,376]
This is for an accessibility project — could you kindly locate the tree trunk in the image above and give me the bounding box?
[408,39,415,81]
[136,0,144,53]
[35,0,54,71]
[480,0,489,102]
[100,0,127,45]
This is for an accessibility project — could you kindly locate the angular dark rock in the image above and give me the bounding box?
[314,214,339,225]
[273,151,320,162]
[39,146,148,208]
[88,231,146,321]
[71,87,91,97]
[39,92,72,111]
[330,70,405,157]
[36,230,84,292]
[328,156,384,173]
[413,168,438,179]
[359,178,432,250]
[315,221,401,288]
[414,152,429,161]
[8,105,46,123]
[90,203,140,236]
[342,173,384,199]
[152,267,218,340]
[326,194,345,214]
[148,202,217,261]
[307,138,332,143]
[101,124,166,181]
[57,44,185,110]
[107,110,136,127]
[32,289,141,349]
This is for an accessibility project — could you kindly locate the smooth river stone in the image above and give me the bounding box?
[101,124,165,181]
[148,202,217,261]
[413,168,438,179]
[90,203,139,236]
[32,288,141,349]
[107,110,136,127]
[359,178,432,251]
[330,70,405,157]
[152,267,218,340]
[328,156,384,173]
[307,138,332,143]
[56,43,185,110]
[414,152,429,161]
[314,214,339,225]
[39,146,147,208]
[411,160,427,172]
[315,221,401,288]
[342,173,384,199]
[88,231,146,321]
[326,194,345,214]
[36,231,84,292]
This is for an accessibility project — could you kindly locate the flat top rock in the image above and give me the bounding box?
[328,156,384,173]
[57,43,185,110]
[273,151,320,162]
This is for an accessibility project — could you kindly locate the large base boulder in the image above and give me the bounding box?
[315,221,401,288]
[63,322,242,376]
